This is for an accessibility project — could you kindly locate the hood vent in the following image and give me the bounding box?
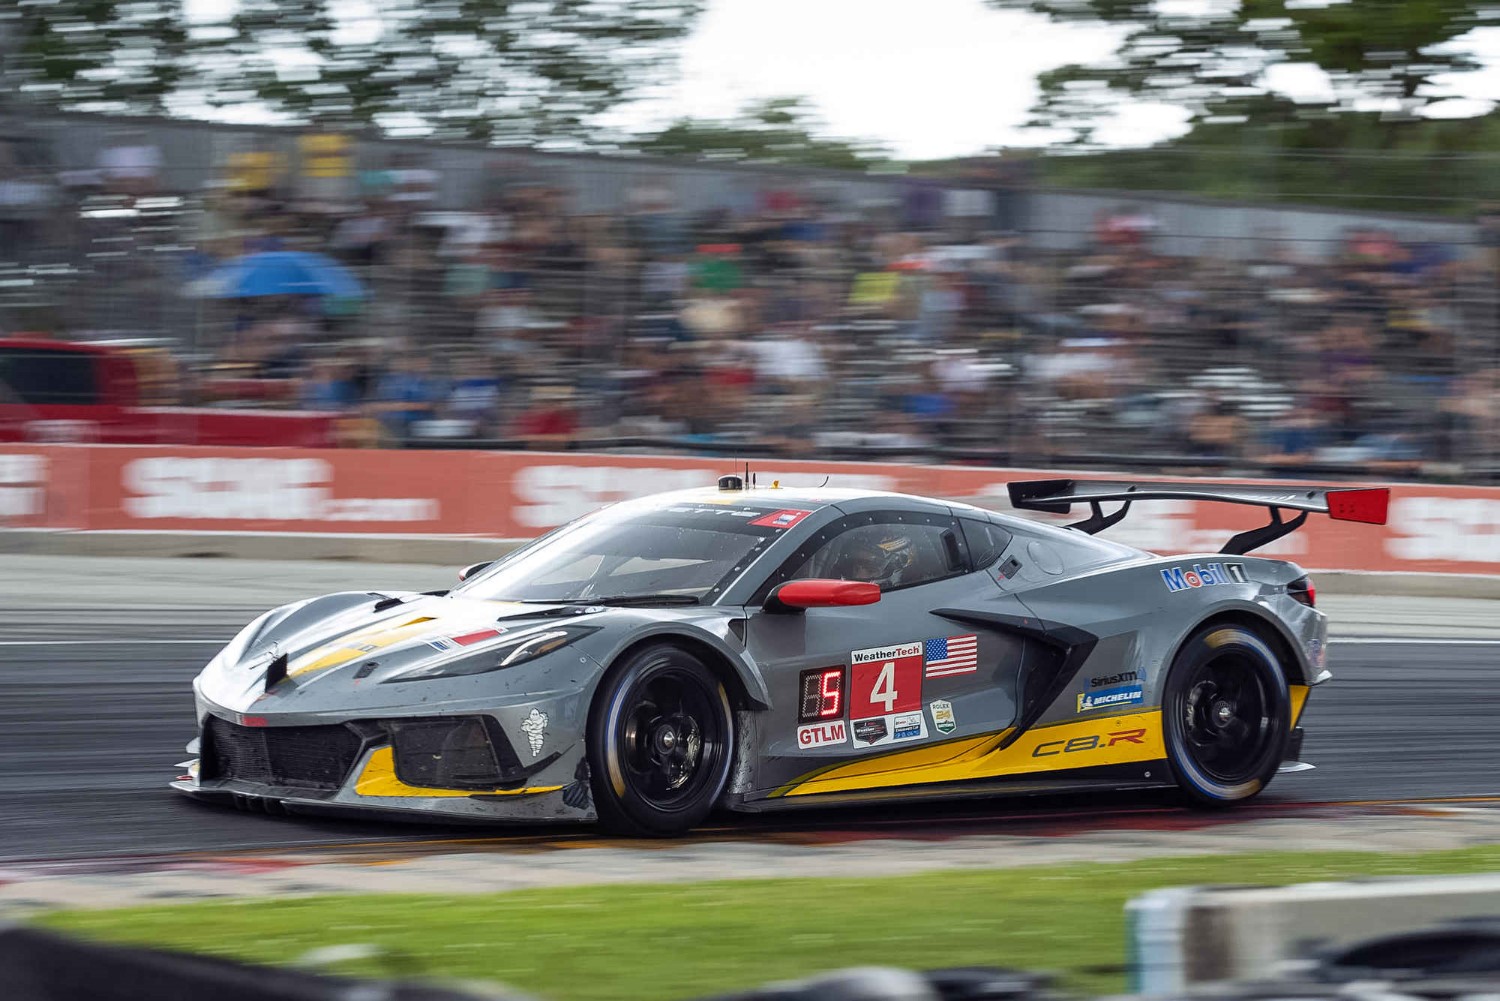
[264,651,289,691]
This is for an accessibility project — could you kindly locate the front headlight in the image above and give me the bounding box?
[382,625,599,683]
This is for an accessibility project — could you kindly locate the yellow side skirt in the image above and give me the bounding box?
[778,709,1165,798]
[779,680,1315,799]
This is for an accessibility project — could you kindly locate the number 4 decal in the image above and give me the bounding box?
[869,662,897,713]
[850,642,923,719]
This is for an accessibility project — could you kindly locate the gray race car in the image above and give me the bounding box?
[174,476,1389,835]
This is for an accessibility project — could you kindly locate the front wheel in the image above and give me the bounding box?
[1163,624,1290,806]
[587,644,735,836]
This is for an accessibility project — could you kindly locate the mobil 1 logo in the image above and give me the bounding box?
[1161,561,1247,593]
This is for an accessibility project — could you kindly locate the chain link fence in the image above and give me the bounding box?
[0,112,1493,481]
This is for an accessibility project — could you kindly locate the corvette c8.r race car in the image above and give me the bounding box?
[174,476,1389,836]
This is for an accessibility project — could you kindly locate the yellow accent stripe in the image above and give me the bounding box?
[353,746,561,799]
[779,710,1164,798]
[287,601,529,680]
[769,729,1013,797]
[290,616,441,677]
[1290,684,1310,729]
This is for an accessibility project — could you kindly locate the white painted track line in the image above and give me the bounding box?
[0,639,214,646]
[1332,637,1500,646]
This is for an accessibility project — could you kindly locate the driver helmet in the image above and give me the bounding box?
[840,530,916,587]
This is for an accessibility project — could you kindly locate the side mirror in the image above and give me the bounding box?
[458,560,493,583]
[766,579,881,613]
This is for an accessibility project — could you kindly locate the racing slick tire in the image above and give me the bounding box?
[587,643,735,836]
[1163,623,1290,807]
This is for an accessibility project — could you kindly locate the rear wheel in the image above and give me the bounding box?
[587,643,734,836]
[1163,624,1290,806]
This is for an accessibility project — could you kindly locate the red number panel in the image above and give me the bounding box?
[849,641,923,719]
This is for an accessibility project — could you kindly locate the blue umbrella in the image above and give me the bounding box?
[191,251,365,299]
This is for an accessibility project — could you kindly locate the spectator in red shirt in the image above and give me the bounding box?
[513,383,580,447]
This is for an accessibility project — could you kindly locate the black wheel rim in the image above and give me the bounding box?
[1178,651,1277,784]
[615,660,727,813]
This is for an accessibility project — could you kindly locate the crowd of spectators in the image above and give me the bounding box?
[2,124,1498,478]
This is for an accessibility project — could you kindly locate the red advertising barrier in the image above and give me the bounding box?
[3,444,1498,575]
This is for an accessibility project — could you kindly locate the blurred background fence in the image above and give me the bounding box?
[1,111,1495,481]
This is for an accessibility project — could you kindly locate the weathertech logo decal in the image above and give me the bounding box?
[851,642,923,666]
[1161,562,1247,592]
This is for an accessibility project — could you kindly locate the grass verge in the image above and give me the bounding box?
[38,846,1500,1001]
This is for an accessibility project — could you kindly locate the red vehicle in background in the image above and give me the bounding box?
[0,338,339,447]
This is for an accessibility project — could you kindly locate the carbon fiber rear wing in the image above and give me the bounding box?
[1006,478,1390,555]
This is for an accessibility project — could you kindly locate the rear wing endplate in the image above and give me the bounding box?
[1006,478,1390,556]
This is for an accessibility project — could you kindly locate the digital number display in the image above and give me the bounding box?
[798,667,843,723]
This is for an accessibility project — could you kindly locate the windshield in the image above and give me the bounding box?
[455,502,807,603]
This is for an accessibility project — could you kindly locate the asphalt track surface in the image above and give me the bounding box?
[2,608,1496,862]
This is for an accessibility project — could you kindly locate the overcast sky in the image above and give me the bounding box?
[606,0,1130,158]
[187,0,1500,159]
[611,0,1500,159]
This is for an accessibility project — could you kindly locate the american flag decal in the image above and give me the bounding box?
[924,634,978,678]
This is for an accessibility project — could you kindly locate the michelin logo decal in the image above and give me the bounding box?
[1078,684,1144,713]
[520,708,549,757]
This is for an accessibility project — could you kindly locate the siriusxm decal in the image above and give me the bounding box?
[1090,670,1141,689]
[1077,684,1145,713]
[1161,562,1247,593]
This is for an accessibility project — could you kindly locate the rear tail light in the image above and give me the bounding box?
[1288,576,1315,608]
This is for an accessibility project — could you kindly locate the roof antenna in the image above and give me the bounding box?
[818,475,831,488]
[718,455,745,492]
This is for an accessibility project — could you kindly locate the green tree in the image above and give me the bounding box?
[0,0,703,146]
[0,1,189,114]
[633,96,892,169]
[988,1,1500,143]
[1030,104,1500,214]
[196,0,703,144]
